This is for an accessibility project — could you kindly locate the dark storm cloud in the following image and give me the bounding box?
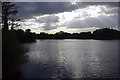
[16,2,78,20]
[67,15,118,29]
[15,2,118,20]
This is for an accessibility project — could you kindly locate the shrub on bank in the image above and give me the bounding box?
[2,31,28,79]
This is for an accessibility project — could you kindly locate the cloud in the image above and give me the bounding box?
[45,27,99,34]
[34,14,60,30]
[15,2,118,20]
[16,2,118,33]
[65,14,118,29]
[16,2,79,20]
[43,23,59,30]
[102,7,118,15]
[35,15,59,23]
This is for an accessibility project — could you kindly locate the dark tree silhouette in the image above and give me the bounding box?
[36,28,120,40]
[2,2,19,31]
[12,29,36,43]
[93,28,120,40]
[25,29,31,33]
[9,15,20,30]
[2,3,36,79]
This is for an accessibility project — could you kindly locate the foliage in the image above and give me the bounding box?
[36,28,120,40]
[2,2,35,80]
[2,2,20,32]
[2,31,28,79]
[12,29,36,43]
[93,28,120,40]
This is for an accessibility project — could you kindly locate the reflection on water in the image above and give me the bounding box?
[22,40,119,78]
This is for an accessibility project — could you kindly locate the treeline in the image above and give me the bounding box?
[36,28,120,40]
[12,29,36,43]
[10,28,120,43]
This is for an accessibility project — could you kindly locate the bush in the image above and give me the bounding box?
[2,31,28,79]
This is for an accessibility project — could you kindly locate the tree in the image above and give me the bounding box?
[2,2,20,32]
[9,15,20,30]
[25,29,31,33]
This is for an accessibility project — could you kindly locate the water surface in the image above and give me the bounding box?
[22,40,119,78]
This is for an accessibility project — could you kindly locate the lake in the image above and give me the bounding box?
[21,40,119,78]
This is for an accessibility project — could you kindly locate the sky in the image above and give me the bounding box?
[14,2,118,34]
